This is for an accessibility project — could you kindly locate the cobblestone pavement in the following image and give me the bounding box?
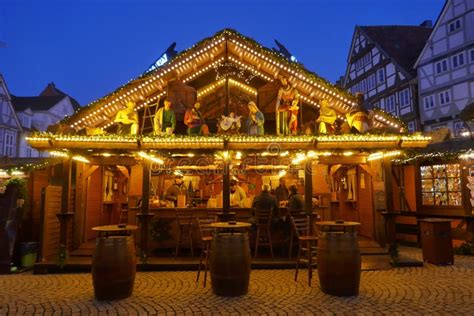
[1,247,474,315]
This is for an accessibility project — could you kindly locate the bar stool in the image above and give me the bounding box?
[291,216,318,286]
[288,208,305,258]
[196,217,215,287]
[254,208,274,258]
[175,210,194,257]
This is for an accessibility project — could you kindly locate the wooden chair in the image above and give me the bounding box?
[288,208,305,258]
[196,217,215,287]
[291,216,318,286]
[175,210,194,257]
[254,208,274,258]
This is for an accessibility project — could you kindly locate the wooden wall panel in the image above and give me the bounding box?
[41,185,61,261]
[84,167,102,241]
[30,170,49,241]
[404,166,417,212]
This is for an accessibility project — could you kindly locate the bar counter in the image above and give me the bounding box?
[129,206,295,253]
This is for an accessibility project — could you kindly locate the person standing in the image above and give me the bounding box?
[154,98,176,135]
[274,178,289,204]
[275,76,299,136]
[184,102,208,136]
[230,179,247,208]
[165,175,187,207]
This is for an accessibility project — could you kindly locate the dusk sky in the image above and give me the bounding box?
[0,0,445,106]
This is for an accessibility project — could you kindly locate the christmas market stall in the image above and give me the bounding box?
[25,29,431,265]
[388,136,474,249]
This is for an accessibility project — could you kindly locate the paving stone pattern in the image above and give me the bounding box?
[1,247,474,315]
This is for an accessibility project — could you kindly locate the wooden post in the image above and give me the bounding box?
[223,157,230,214]
[304,160,314,234]
[224,78,229,116]
[137,161,153,261]
[57,159,73,250]
[383,157,396,245]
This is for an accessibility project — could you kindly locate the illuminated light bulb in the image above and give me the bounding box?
[343,151,354,156]
[72,155,90,163]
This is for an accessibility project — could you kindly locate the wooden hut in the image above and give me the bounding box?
[25,29,431,262]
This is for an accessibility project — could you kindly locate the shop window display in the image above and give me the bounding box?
[421,164,462,206]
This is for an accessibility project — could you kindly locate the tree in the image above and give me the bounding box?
[459,100,474,139]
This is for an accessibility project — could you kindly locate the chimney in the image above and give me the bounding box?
[420,20,433,28]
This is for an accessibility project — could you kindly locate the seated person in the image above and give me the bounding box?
[288,184,305,216]
[252,184,279,219]
[114,101,138,135]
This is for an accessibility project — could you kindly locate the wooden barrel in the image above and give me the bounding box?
[317,232,361,296]
[210,232,251,296]
[92,236,136,300]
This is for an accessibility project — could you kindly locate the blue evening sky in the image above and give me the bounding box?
[0,0,445,106]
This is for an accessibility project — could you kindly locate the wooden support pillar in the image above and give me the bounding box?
[383,157,396,245]
[304,160,314,234]
[137,161,153,261]
[56,158,74,253]
[223,157,230,214]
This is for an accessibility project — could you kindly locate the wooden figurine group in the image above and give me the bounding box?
[113,79,371,137]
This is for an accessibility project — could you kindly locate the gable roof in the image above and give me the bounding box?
[57,28,405,131]
[11,95,67,112]
[359,25,432,77]
[414,0,450,68]
[39,82,81,110]
[0,74,22,131]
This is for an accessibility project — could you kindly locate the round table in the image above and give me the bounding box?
[208,221,252,297]
[92,225,138,237]
[91,225,138,300]
[315,221,360,234]
[209,221,252,230]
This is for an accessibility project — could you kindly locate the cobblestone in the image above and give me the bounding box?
[1,247,474,315]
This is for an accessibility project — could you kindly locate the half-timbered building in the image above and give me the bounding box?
[344,24,432,132]
[415,0,474,137]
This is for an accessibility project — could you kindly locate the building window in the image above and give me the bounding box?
[452,52,465,68]
[423,95,435,110]
[453,121,465,137]
[367,74,376,90]
[386,95,396,113]
[470,49,474,63]
[377,68,385,84]
[439,90,451,106]
[399,89,410,107]
[420,164,462,206]
[407,121,416,133]
[436,59,448,74]
[355,53,372,70]
[448,19,462,33]
[4,131,15,157]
